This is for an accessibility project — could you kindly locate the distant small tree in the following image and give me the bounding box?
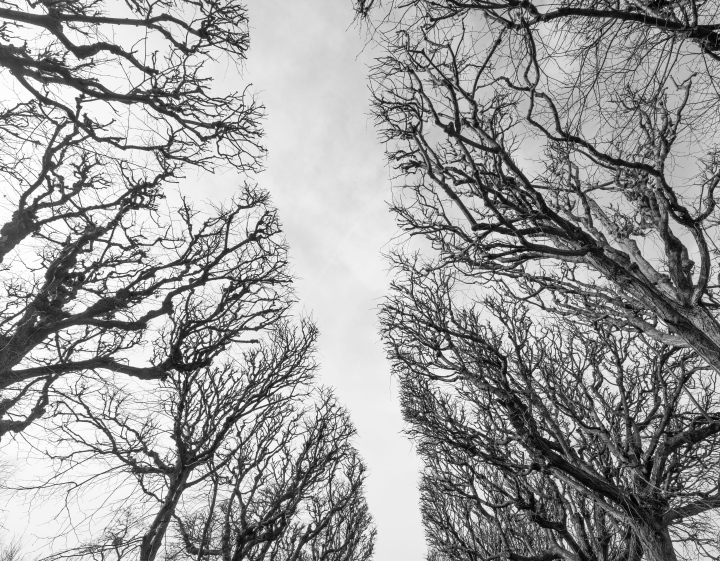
[0,185,290,436]
[382,264,720,560]
[0,538,23,561]
[358,0,720,371]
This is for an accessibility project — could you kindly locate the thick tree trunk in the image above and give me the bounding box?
[636,523,677,561]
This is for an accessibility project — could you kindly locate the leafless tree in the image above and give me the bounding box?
[0,2,377,558]
[419,456,640,561]
[382,263,720,561]
[358,0,720,371]
[0,184,290,436]
[0,0,263,177]
[0,0,269,435]
[17,321,375,561]
[171,392,376,561]
[0,538,23,561]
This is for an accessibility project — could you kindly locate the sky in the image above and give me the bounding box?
[203,1,427,560]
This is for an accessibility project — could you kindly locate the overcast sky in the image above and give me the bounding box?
[228,1,427,559]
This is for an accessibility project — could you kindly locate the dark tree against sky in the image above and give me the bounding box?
[355,2,720,556]
[359,0,720,371]
[0,182,290,436]
[0,0,377,558]
[382,270,720,560]
[24,323,375,561]
[0,0,271,434]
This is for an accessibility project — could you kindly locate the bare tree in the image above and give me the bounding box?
[0,0,269,435]
[172,392,376,561]
[358,0,720,371]
[420,456,639,561]
[382,263,720,560]
[0,538,23,561]
[0,184,290,436]
[18,321,375,561]
[0,0,263,177]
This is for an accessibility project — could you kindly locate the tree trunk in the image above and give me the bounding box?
[140,469,191,561]
[636,523,677,561]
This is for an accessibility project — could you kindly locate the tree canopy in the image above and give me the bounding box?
[384,271,720,560]
[0,0,271,434]
[360,0,720,370]
[0,1,376,559]
[358,0,720,558]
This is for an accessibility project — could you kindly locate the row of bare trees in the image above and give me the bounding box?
[357,0,720,558]
[0,0,375,558]
[385,271,720,560]
[33,326,374,561]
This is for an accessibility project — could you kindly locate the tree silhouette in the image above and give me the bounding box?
[0,0,270,434]
[382,266,720,560]
[0,2,377,558]
[26,324,375,561]
[359,0,720,371]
